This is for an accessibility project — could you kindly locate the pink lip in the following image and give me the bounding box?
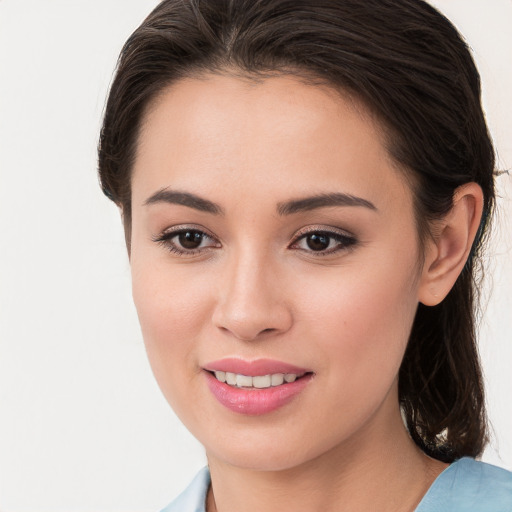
[203,358,314,415]
[204,357,310,377]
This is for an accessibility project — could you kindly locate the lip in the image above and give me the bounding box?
[203,357,310,377]
[203,358,314,415]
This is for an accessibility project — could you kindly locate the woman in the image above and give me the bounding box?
[98,0,512,510]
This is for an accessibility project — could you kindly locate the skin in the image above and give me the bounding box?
[129,74,482,512]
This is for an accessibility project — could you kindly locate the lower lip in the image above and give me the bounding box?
[204,371,313,415]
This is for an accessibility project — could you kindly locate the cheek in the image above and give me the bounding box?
[288,270,418,445]
[299,261,419,388]
[130,257,213,400]
[132,242,212,332]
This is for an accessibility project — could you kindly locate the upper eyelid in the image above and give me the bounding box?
[291,225,356,240]
[156,224,218,240]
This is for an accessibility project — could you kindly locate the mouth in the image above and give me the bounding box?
[203,358,314,415]
[207,370,310,389]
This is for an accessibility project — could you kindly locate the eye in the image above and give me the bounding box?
[290,228,356,255]
[175,230,207,249]
[153,226,220,255]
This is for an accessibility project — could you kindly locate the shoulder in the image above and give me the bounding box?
[160,467,210,512]
[416,457,512,512]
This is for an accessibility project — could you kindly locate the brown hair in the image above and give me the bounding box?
[98,0,495,462]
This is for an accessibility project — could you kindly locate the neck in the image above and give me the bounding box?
[206,398,447,512]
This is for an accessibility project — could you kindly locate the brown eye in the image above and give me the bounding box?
[153,226,221,256]
[291,229,357,255]
[178,230,204,249]
[306,233,330,251]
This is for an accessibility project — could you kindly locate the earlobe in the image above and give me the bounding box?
[418,183,484,306]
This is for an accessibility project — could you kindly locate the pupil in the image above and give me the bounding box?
[307,233,329,251]
[179,231,203,249]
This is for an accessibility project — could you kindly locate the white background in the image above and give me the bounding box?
[0,1,510,511]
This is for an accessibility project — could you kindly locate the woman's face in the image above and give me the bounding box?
[130,74,426,471]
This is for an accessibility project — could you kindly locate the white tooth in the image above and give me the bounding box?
[271,373,284,386]
[253,375,272,388]
[226,372,237,385]
[236,374,253,387]
[284,373,297,383]
[214,371,226,383]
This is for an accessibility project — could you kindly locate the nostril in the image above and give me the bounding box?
[212,297,293,341]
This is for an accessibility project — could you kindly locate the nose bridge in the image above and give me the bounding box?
[213,244,292,340]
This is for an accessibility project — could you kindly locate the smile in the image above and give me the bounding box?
[203,358,314,414]
[212,371,303,388]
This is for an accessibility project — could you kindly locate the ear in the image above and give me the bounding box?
[418,183,484,306]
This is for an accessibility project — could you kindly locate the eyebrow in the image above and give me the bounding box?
[277,193,377,215]
[144,188,224,215]
[144,188,376,216]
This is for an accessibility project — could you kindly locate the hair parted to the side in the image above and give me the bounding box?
[98,0,495,462]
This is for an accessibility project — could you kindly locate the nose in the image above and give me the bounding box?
[212,252,293,341]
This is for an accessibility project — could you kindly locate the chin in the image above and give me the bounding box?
[207,443,312,472]
[199,420,348,473]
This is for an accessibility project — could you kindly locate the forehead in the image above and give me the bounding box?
[132,73,411,212]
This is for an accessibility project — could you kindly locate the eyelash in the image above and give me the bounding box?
[152,226,220,256]
[152,225,357,257]
[290,227,357,256]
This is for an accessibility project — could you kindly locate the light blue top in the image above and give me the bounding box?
[160,458,512,512]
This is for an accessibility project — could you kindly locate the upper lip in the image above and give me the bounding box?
[203,358,311,376]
